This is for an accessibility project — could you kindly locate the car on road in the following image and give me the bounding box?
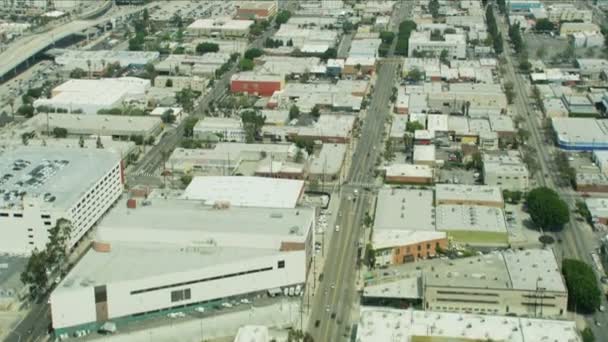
[315,320,320,328]
[195,307,205,313]
[335,225,340,232]
[331,312,336,319]
[325,305,330,312]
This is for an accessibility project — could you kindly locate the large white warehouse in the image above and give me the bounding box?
[49,198,315,334]
[0,147,123,254]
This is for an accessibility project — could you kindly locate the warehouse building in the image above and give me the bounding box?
[33,78,151,115]
[182,176,304,209]
[436,184,503,207]
[235,1,277,20]
[272,24,338,49]
[187,18,254,37]
[560,22,600,37]
[436,204,508,246]
[364,248,568,318]
[483,152,529,191]
[28,113,162,140]
[49,199,315,333]
[155,53,231,77]
[373,188,436,232]
[356,307,579,342]
[593,150,608,175]
[0,147,123,254]
[586,198,608,225]
[552,117,608,151]
[54,50,159,75]
[413,145,436,166]
[230,72,284,97]
[308,143,347,182]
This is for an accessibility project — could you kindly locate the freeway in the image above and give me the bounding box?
[497,11,608,338]
[0,3,149,81]
[307,3,413,340]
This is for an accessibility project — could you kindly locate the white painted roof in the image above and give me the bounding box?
[183,176,304,209]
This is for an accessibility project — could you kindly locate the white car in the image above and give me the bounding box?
[335,225,340,232]
[195,307,205,313]
[240,298,251,304]
[221,302,233,308]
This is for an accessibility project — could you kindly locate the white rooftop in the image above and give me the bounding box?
[234,325,269,342]
[182,176,304,209]
[374,189,435,231]
[0,147,120,210]
[385,163,433,179]
[435,184,503,205]
[356,307,580,342]
[436,204,508,233]
[372,230,446,250]
[413,144,435,163]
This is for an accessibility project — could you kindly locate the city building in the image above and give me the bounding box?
[187,18,254,37]
[308,143,347,182]
[384,164,434,184]
[373,188,436,232]
[547,4,592,23]
[168,143,299,175]
[560,22,601,37]
[193,117,246,143]
[263,115,356,144]
[408,31,467,59]
[154,75,207,92]
[593,150,608,175]
[49,198,315,334]
[576,172,608,193]
[552,117,608,150]
[155,53,231,76]
[585,198,608,225]
[561,94,598,117]
[0,147,123,254]
[235,1,277,20]
[413,145,436,166]
[272,24,338,49]
[508,0,543,13]
[27,113,162,140]
[356,307,579,342]
[435,184,503,207]
[483,152,530,191]
[234,326,269,342]
[364,248,568,318]
[54,50,159,74]
[182,176,304,209]
[33,78,151,115]
[230,72,285,97]
[372,230,447,266]
[348,38,382,58]
[436,204,508,246]
[343,57,376,75]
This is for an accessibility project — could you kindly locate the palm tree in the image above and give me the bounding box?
[86,59,92,78]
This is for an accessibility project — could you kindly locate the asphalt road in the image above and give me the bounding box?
[497,12,608,339]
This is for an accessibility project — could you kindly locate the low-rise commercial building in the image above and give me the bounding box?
[155,53,231,76]
[373,189,436,232]
[408,31,467,59]
[154,75,207,92]
[182,176,304,209]
[586,198,608,225]
[372,230,447,266]
[356,307,578,342]
[483,152,529,191]
[0,147,123,254]
[54,50,159,74]
[384,164,434,184]
[593,150,608,175]
[552,117,608,151]
[28,113,162,140]
[230,72,284,97]
[235,1,277,20]
[364,248,568,319]
[193,118,246,143]
[187,18,254,37]
[273,24,338,49]
[560,22,601,37]
[435,184,503,207]
[413,145,436,166]
[49,198,314,333]
[436,204,508,246]
[308,143,347,182]
[547,4,592,23]
[262,115,356,144]
[576,172,608,193]
[34,78,150,115]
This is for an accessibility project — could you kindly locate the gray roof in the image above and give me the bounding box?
[374,188,435,231]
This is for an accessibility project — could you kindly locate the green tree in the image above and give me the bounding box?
[17,104,35,118]
[364,244,376,268]
[289,105,300,120]
[161,109,175,124]
[52,127,68,138]
[239,58,255,71]
[406,121,424,133]
[407,67,424,82]
[526,187,570,231]
[310,105,321,120]
[379,31,395,44]
[21,249,48,300]
[582,327,595,342]
[294,138,314,155]
[175,87,197,112]
[535,18,555,32]
[180,174,193,187]
[183,117,199,137]
[275,10,291,27]
[428,0,440,18]
[439,49,449,64]
[504,81,516,104]
[562,259,601,313]
[69,68,86,79]
[244,48,263,60]
[241,110,266,143]
[195,42,219,55]
[321,48,337,61]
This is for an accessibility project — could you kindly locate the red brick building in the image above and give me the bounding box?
[235,1,277,20]
[230,72,284,97]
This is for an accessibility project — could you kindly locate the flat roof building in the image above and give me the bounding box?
[483,152,530,191]
[182,176,304,209]
[413,144,436,166]
[235,1,277,20]
[552,117,608,151]
[408,31,467,59]
[54,49,159,74]
[372,230,447,266]
[50,198,315,333]
[308,143,347,182]
[436,205,508,246]
[365,248,567,318]
[187,18,254,37]
[230,72,285,97]
[28,113,162,140]
[193,117,246,143]
[374,188,435,232]
[384,163,434,185]
[34,77,150,115]
[0,147,122,254]
[356,307,579,342]
[435,184,503,207]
